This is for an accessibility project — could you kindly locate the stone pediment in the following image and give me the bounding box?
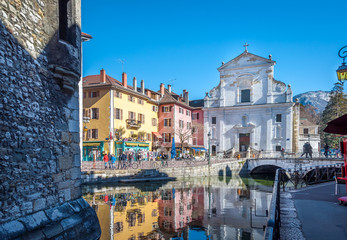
[218,51,275,72]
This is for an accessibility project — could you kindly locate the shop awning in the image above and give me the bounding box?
[83,142,102,147]
[125,143,138,147]
[152,132,162,138]
[191,147,207,151]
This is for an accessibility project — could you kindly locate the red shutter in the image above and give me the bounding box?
[120,109,123,120]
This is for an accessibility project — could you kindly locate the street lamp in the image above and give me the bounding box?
[337,46,347,81]
[207,131,211,166]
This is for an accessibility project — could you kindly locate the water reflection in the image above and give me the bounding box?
[83,175,273,240]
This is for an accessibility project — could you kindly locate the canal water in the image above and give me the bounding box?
[82,175,273,240]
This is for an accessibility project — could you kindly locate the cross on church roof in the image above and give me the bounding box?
[243,42,249,52]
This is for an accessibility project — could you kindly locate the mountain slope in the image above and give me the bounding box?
[293,91,330,113]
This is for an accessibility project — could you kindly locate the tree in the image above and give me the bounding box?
[319,80,347,147]
[175,122,204,152]
[115,126,125,140]
[300,104,320,124]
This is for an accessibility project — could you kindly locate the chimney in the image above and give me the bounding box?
[100,69,106,83]
[160,83,165,96]
[122,72,127,88]
[141,80,145,94]
[133,77,137,92]
[168,84,171,93]
[184,91,189,104]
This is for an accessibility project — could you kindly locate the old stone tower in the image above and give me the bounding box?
[0,0,100,239]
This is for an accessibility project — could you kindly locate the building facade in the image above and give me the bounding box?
[158,84,194,156]
[83,70,160,160]
[0,0,100,238]
[204,49,294,157]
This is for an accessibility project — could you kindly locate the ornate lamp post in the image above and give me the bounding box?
[337,46,347,81]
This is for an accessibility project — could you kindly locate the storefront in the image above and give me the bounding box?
[83,141,104,161]
[114,141,150,161]
[191,147,207,157]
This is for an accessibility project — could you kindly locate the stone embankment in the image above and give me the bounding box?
[0,198,100,240]
[81,159,245,184]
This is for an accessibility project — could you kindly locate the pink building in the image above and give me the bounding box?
[189,99,205,156]
[158,84,193,155]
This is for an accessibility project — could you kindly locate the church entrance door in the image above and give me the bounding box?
[239,133,250,152]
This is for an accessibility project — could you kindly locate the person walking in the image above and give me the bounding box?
[307,143,313,158]
[324,144,330,158]
[300,143,308,157]
[111,154,116,169]
[103,153,109,169]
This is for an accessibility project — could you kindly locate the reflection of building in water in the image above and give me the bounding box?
[113,192,160,240]
[157,187,205,238]
[204,184,272,240]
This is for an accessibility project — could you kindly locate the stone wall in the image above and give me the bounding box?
[0,0,100,238]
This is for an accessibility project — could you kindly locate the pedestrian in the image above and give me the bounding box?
[103,153,109,169]
[281,148,285,158]
[111,154,116,169]
[300,143,308,157]
[307,143,313,158]
[324,144,329,158]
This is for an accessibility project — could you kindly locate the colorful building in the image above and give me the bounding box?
[190,99,206,156]
[82,69,161,160]
[158,84,194,156]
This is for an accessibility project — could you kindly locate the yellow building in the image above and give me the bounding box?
[82,69,161,161]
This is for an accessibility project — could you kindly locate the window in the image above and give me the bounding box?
[115,91,122,98]
[152,106,158,112]
[90,129,98,139]
[179,120,184,129]
[152,118,157,126]
[186,110,190,116]
[128,111,136,120]
[164,207,172,216]
[162,106,172,112]
[187,122,191,129]
[91,108,99,119]
[304,128,309,134]
[151,209,157,217]
[138,113,145,124]
[212,117,216,124]
[241,89,251,103]
[137,98,144,105]
[164,119,171,127]
[179,107,183,114]
[192,112,199,120]
[59,0,73,44]
[276,114,282,123]
[276,145,282,151]
[115,108,123,120]
[128,95,135,102]
[163,133,171,143]
[89,91,100,98]
[193,138,197,145]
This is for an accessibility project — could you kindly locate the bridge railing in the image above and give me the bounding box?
[264,168,283,240]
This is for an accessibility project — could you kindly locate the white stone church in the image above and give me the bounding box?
[204,47,295,158]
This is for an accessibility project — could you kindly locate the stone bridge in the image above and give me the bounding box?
[246,158,344,174]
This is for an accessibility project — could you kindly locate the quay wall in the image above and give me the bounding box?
[0,1,100,239]
[81,160,245,184]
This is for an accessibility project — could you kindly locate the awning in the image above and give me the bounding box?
[191,147,207,151]
[83,142,102,147]
[125,143,138,147]
[152,132,162,138]
[324,114,347,135]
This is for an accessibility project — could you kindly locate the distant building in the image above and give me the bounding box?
[83,70,160,160]
[204,49,294,157]
[190,99,206,156]
[298,118,320,156]
[158,84,194,156]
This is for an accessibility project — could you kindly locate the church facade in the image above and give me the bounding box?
[204,49,295,157]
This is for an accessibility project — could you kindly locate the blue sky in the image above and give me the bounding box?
[81,0,347,100]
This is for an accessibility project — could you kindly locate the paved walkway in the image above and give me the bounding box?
[281,182,347,240]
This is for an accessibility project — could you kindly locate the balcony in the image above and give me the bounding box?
[126,119,142,129]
